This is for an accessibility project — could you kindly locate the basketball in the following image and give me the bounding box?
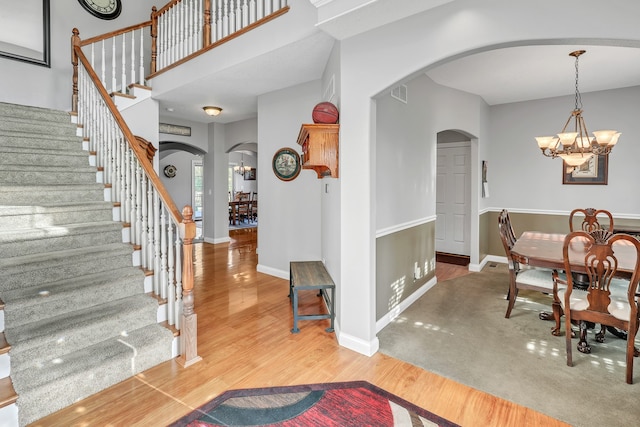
[312,102,339,124]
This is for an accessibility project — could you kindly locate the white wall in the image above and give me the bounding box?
[257,80,322,277]
[488,86,640,217]
[0,0,157,111]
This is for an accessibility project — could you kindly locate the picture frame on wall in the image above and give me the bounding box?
[0,0,51,67]
[562,154,608,185]
[244,168,256,181]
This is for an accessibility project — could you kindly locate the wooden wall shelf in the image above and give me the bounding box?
[296,123,339,178]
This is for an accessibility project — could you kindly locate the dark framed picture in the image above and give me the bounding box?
[563,154,608,185]
[0,0,51,67]
[244,168,256,181]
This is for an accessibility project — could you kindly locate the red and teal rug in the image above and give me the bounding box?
[169,381,458,426]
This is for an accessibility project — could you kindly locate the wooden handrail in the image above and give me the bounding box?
[73,43,183,224]
[79,21,152,47]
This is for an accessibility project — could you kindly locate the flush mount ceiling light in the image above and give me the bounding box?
[203,106,222,116]
[535,50,620,168]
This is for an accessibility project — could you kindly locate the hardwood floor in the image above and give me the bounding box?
[34,228,568,426]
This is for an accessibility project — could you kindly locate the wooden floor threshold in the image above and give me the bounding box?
[436,252,470,266]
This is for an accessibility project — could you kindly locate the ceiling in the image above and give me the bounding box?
[425,44,640,106]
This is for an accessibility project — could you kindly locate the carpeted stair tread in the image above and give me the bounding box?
[13,324,173,426]
[0,221,123,258]
[0,201,113,228]
[0,243,134,292]
[0,165,97,185]
[0,146,90,167]
[0,102,73,122]
[0,183,105,205]
[6,294,159,364]
[1,268,144,327]
[0,116,78,137]
[0,133,82,151]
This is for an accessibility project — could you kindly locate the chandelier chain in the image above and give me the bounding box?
[574,53,582,111]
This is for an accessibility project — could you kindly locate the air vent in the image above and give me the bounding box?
[391,84,407,103]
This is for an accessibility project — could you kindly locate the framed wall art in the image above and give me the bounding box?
[0,0,51,67]
[244,168,256,181]
[562,154,608,185]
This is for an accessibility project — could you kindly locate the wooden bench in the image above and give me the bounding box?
[289,261,335,334]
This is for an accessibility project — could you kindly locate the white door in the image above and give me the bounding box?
[436,142,471,255]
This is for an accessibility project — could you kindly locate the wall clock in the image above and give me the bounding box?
[78,0,122,20]
[164,164,177,178]
[272,147,301,181]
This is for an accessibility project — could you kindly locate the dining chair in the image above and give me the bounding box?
[556,229,640,384]
[498,209,557,319]
[567,207,615,339]
[250,192,258,222]
[569,207,614,233]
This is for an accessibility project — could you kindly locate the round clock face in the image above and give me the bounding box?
[272,148,301,181]
[78,0,122,20]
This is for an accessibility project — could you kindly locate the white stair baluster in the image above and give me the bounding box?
[139,29,145,85]
[130,30,136,87]
[167,220,176,325]
[249,0,255,23]
[111,36,116,93]
[134,159,145,247]
[153,190,161,295]
[223,0,229,38]
[257,0,263,20]
[101,40,106,89]
[147,179,155,272]
[140,172,149,269]
[121,34,126,93]
[242,0,248,28]
[160,205,168,300]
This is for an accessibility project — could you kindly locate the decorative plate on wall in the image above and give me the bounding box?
[272,147,301,181]
[164,164,177,178]
[78,0,122,20]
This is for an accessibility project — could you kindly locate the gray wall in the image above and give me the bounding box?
[256,80,323,277]
[487,86,640,215]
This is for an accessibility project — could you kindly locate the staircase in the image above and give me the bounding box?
[0,102,174,426]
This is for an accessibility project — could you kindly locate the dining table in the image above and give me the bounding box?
[510,231,637,277]
[510,230,637,339]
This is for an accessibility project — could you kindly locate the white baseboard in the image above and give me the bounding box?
[206,236,229,244]
[376,276,437,333]
[338,330,379,357]
[257,264,289,280]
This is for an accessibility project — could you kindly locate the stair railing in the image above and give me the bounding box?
[69,1,290,98]
[150,0,289,76]
[72,30,201,367]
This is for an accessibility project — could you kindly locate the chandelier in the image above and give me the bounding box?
[234,153,250,175]
[535,50,620,167]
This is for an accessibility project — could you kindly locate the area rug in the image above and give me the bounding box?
[378,263,640,427]
[169,381,458,426]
